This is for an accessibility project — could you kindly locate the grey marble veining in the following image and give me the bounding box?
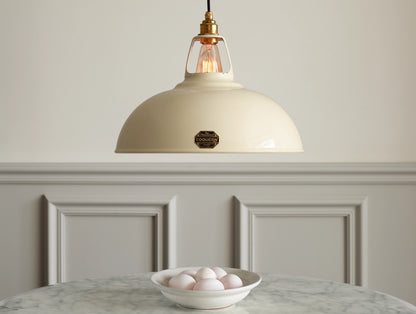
[1,273,415,314]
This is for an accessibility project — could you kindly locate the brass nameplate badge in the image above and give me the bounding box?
[194,131,219,149]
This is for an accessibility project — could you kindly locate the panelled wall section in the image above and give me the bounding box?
[0,163,415,305]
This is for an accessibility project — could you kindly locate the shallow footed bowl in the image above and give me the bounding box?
[151,267,261,310]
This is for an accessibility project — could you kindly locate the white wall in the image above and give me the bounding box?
[0,0,415,162]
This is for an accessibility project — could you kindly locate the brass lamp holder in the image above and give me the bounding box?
[199,11,219,44]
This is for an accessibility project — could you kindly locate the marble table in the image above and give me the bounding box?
[1,273,415,314]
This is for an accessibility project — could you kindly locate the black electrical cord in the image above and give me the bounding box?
[207,0,211,12]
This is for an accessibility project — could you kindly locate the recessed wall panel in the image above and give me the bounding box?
[235,196,368,285]
[46,195,177,284]
[64,214,154,282]
[254,214,346,282]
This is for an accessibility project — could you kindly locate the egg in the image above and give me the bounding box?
[220,274,243,289]
[180,269,197,279]
[193,279,225,291]
[168,274,196,290]
[211,267,227,279]
[195,267,217,281]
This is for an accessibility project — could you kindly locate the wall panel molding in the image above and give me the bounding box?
[1,162,416,303]
[234,196,368,287]
[0,163,416,185]
[45,194,176,284]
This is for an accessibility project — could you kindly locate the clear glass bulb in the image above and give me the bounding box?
[196,44,223,73]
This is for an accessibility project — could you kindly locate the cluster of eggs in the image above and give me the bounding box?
[168,267,244,291]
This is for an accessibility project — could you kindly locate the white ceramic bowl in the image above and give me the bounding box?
[151,267,261,310]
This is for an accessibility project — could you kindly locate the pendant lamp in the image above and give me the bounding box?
[116,1,303,153]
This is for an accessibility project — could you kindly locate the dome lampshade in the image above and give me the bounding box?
[115,9,303,154]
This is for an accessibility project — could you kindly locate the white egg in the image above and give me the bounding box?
[193,279,225,291]
[211,267,227,279]
[168,274,196,290]
[195,267,217,281]
[220,274,243,289]
[180,269,197,279]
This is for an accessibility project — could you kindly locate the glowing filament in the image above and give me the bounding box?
[196,44,223,73]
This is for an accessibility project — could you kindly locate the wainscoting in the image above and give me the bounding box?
[0,163,415,304]
[45,194,176,284]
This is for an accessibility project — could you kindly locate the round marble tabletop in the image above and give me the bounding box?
[1,273,415,314]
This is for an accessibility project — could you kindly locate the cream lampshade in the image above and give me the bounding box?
[116,8,303,153]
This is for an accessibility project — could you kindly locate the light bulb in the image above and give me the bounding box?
[196,43,223,73]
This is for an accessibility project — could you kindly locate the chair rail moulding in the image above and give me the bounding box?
[1,163,416,185]
[44,194,177,284]
[234,196,368,287]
